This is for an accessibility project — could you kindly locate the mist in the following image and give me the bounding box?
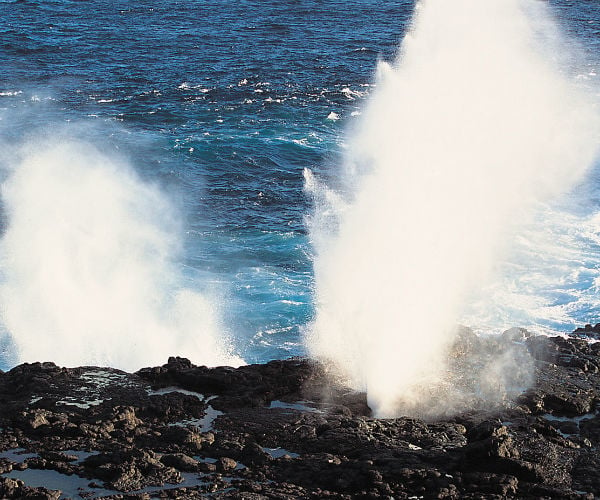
[305,0,600,417]
[0,138,242,370]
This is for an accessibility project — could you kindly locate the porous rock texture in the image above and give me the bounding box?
[0,329,599,499]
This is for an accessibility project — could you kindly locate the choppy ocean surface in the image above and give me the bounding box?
[1,0,600,370]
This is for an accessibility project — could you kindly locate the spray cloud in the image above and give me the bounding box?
[305,0,600,417]
[0,138,242,370]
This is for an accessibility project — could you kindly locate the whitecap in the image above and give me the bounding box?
[341,87,365,100]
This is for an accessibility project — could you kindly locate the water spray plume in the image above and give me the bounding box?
[0,140,242,370]
[305,0,600,417]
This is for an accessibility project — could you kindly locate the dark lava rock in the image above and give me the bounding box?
[572,323,600,340]
[0,330,598,498]
[160,452,201,472]
[0,476,61,499]
[82,448,182,490]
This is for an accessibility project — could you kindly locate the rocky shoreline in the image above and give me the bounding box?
[0,329,599,499]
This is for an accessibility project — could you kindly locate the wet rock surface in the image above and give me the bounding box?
[0,331,598,498]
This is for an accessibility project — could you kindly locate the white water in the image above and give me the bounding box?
[306,0,600,417]
[0,138,242,370]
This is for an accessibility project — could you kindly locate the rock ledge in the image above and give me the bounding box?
[0,332,599,498]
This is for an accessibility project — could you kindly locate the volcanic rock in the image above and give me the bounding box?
[572,323,600,340]
[0,331,598,497]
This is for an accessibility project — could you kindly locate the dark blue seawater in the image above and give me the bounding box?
[0,0,413,367]
[0,0,599,369]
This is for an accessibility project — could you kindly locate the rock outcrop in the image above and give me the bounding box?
[0,330,598,498]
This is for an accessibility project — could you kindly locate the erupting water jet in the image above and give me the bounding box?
[0,139,242,370]
[305,0,600,417]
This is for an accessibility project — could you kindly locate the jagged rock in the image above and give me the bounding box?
[111,406,142,430]
[160,425,210,451]
[241,442,272,465]
[25,409,50,430]
[217,456,238,471]
[0,459,12,474]
[572,323,600,340]
[0,333,598,498]
[160,452,200,471]
[82,449,182,491]
[0,476,61,499]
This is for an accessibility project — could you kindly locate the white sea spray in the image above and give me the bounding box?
[0,136,243,370]
[305,0,600,417]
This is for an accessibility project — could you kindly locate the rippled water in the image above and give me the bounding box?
[1,0,600,369]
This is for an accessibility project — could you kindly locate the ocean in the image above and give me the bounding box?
[1,0,600,372]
